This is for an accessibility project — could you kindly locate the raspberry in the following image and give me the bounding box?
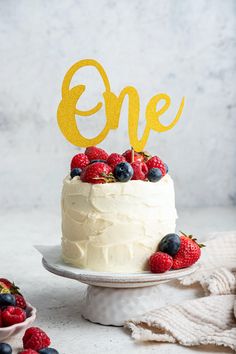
[131,162,148,180]
[2,306,26,326]
[85,146,109,161]
[18,350,38,354]
[149,252,173,273]
[107,153,125,171]
[15,294,27,309]
[122,149,144,163]
[80,162,113,184]
[146,156,166,176]
[23,327,51,351]
[70,153,89,170]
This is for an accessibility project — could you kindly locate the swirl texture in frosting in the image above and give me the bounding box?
[61,175,177,272]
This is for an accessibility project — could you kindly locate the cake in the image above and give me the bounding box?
[61,147,177,273]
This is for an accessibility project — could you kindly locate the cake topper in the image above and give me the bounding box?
[57,59,185,151]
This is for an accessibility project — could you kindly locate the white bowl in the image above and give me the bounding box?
[0,303,37,341]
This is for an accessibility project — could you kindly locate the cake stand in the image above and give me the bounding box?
[36,245,198,326]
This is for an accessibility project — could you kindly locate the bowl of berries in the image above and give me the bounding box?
[0,279,36,341]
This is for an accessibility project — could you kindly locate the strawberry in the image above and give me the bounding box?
[149,252,173,273]
[2,306,26,326]
[122,149,144,163]
[146,156,166,176]
[131,162,148,180]
[0,279,20,294]
[18,350,38,354]
[70,153,89,170]
[23,327,51,351]
[107,153,125,171]
[85,146,109,161]
[80,162,113,184]
[172,232,205,269]
[15,294,27,309]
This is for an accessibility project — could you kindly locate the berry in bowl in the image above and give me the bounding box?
[0,279,36,341]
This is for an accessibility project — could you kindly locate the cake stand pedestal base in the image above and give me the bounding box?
[37,245,198,327]
[81,284,164,326]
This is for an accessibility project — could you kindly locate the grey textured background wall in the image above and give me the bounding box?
[0,0,236,209]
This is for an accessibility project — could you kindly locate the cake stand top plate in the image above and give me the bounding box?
[36,245,198,288]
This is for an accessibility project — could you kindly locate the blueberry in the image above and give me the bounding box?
[159,233,180,256]
[70,168,82,178]
[0,343,12,354]
[164,163,169,174]
[38,348,59,354]
[113,162,133,182]
[147,168,162,182]
[89,159,107,164]
[0,294,16,308]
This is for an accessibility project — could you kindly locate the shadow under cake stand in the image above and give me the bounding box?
[37,245,198,326]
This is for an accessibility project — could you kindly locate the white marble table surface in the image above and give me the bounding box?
[0,206,235,354]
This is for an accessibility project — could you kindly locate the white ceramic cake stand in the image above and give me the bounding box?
[36,245,198,326]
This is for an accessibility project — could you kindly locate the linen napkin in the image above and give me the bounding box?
[125,231,236,351]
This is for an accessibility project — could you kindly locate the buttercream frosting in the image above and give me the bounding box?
[61,175,177,272]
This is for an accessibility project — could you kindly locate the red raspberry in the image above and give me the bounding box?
[23,327,51,351]
[70,153,89,170]
[2,306,26,326]
[149,252,173,273]
[15,294,27,309]
[80,162,112,184]
[18,350,38,354]
[131,162,148,180]
[146,156,166,176]
[85,146,109,161]
[122,149,144,163]
[107,153,125,171]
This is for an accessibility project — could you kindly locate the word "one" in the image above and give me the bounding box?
[57,59,185,151]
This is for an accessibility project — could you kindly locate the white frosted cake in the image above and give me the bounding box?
[61,171,177,272]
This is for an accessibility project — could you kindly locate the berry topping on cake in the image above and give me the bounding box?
[0,294,16,308]
[67,147,171,184]
[172,232,205,269]
[147,168,162,182]
[70,168,82,179]
[0,343,12,354]
[122,149,144,163]
[149,252,173,273]
[23,327,51,351]
[80,162,113,184]
[38,348,59,354]
[2,306,26,326]
[158,233,180,256]
[85,146,109,161]
[18,350,38,354]
[107,153,125,170]
[146,156,166,176]
[70,153,89,170]
[15,294,27,309]
[131,162,148,180]
[113,162,134,182]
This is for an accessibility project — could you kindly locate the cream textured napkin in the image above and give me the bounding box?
[125,231,236,351]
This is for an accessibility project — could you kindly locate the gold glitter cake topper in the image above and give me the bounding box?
[57,59,185,151]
